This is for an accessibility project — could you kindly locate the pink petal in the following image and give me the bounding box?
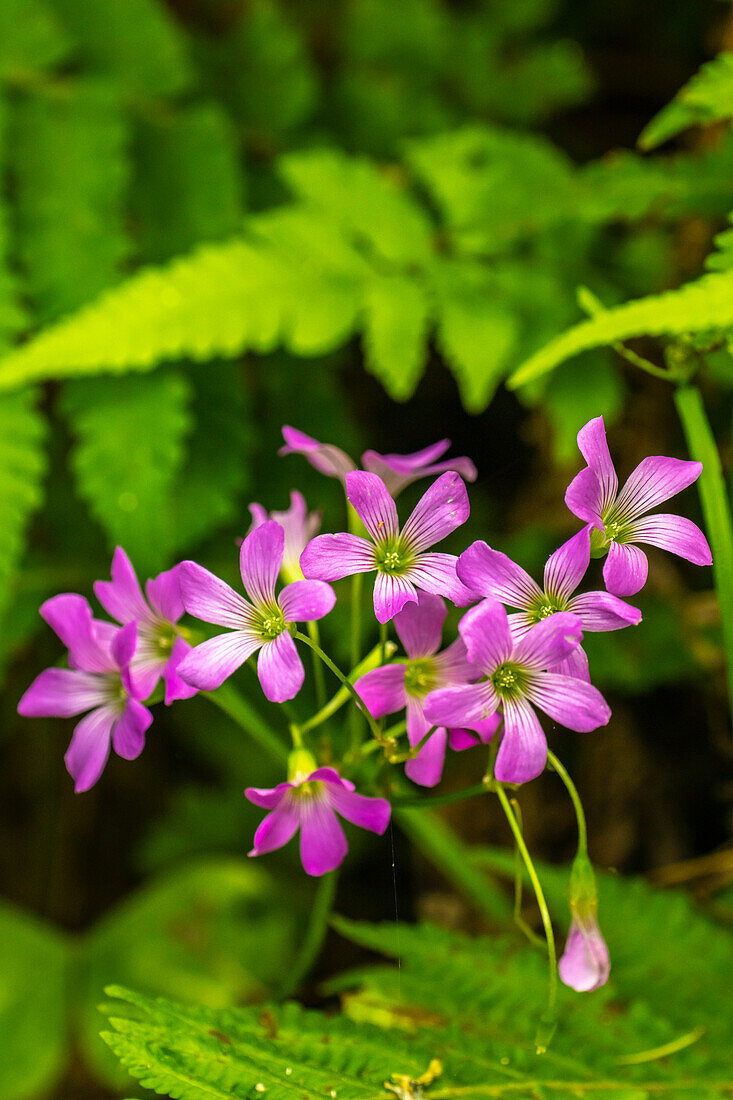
[345,470,399,543]
[603,541,648,597]
[406,553,475,605]
[162,636,199,704]
[18,668,110,717]
[279,426,356,480]
[494,698,547,784]
[627,513,712,566]
[127,659,163,702]
[457,599,513,673]
[513,612,583,671]
[363,440,477,496]
[300,533,376,581]
[457,541,541,608]
[94,547,151,625]
[64,705,116,792]
[41,594,115,673]
[564,467,604,528]
[354,665,407,718]
[112,698,153,759]
[543,527,590,602]
[177,631,261,690]
[576,417,618,512]
[450,715,501,751]
[111,620,138,672]
[179,561,254,628]
[400,471,470,553]
[405,726,448,788]
[524,672,611,731]
[567,591,641,631]
[278,579,336,623]
[327,785,391,833]
[559,917,610,992]
[373,572,418,624]
[245,781,293,809]
[299,802,348,875]
[393,591,446,659]
[424,681,499,728]
[145,565,185,623]
[309,767,353,787]
[240,520,283,607]
[249,801,301,856]
[257,631,304,702]
[615,456,702,520]
[433,637,476,684]
[548,645,591,682]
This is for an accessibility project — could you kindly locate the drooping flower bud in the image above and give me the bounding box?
[558,853,610,992]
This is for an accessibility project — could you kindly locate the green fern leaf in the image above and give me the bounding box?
[507,268,733,389]
[362,275,430,400]
[0,390,47,621]
[60,371,192,574]
[640,52,733,149]
[0,0,70,77]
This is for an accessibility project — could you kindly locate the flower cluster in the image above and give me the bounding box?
[18,417,711,994]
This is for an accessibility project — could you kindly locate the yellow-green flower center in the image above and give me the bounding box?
[590,510,633,557]
[527,594,566,625]
[255,605,286,640]
[404,658,437,696]
[375,538,413,576]
[491,662,525,699]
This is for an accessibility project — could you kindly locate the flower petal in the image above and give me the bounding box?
[112,698,153,759]
[111,620,138,672]
[145,565,184,623]
[162,636,199,704]
[249,801,301,856]
[627,513,712,566]
[373,572,418,624]
[524,672,611,731]
[363,440,477,496]
[549,646,591,682]
[401,472,470,553]
[94,547,151,625]
[327,785,391,833]
[567,591,641,631]
[450,715,501,751]
[257,631,304,702]
[18,667,110,717]
[179,561,254,628]
[394,591,446,659]
[279,426,356,480]
[278,579,336,623]
[457,541,541,608]
[559,918,610,992]
[603,541,648,597]
[300,533,376,581]
[64,705,116,792]
[615,456,702,520]
[406,553,475,605]
[513,612,583,671]
[355,665,407,718]
[240,520,284,607]
[495,698,547,784]
[576,417,618,512]
[565,467,604,528]
[245,781,293,809]
[405,726,448,788]
[424,681,499,728]
[178,631,261,690]
[299,802,348,875]
[433,637,476,684]
[41,594,114,673]
[543,527,590,602]
[345,470,399,543]
[457,599,513,673]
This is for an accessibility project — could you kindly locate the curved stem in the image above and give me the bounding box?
[277,870,339,999]
[205,682,288,763]
[306,621,327,708]
[546,749,587,856]
[299,641,397,736]
[293,630,384,742]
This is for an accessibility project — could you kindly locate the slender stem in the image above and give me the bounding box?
[546,749,588,856]
[293,630,384,742]
[674,384,733,728]
[277,870,339,999]
[510,798,545,949]
[379,620,388,666]
[307,621,327,708]
[385,724,437,763]
[495,784,557,1046]
[395,807,511,922]
[350,572,363,669]
[205,682,289,763]
[391,782,488,809]
[299,641,397,736]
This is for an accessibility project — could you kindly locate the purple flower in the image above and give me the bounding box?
[558,911,611,992]
[355,592,499,786]
[177,521,336,702]
[247,491,321,584]
[565,416,712,597]
[457,527,641,680]
[246,764,391,876]
[280,425,477,496]
[424,600,611,784]
[94,548,197,704]
[300,471,473,624]
[17,594,152,792]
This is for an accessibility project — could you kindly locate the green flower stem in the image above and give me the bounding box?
[495,783,557,1049]
[293,630,384,743]
[306,621,327,709]
[385,724,437,763]
[391,782,489,810]
[395,807,511,922]
[298,641,397,736]
[276,870,339,999]
[205,682,289,763]
[675,384,733,727]
[509,797,545,950]
[350,572,364,669]
[379,620,388,666]
[546,749,587,856]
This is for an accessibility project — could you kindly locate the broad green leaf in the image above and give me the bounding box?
[0,0,70,77]
[362,275,430,400]
[640,52,733,149]
[543,354,625,463]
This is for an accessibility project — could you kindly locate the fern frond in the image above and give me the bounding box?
[640,52,733,149]
[0,390,47,621]
[362,275,430,401]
